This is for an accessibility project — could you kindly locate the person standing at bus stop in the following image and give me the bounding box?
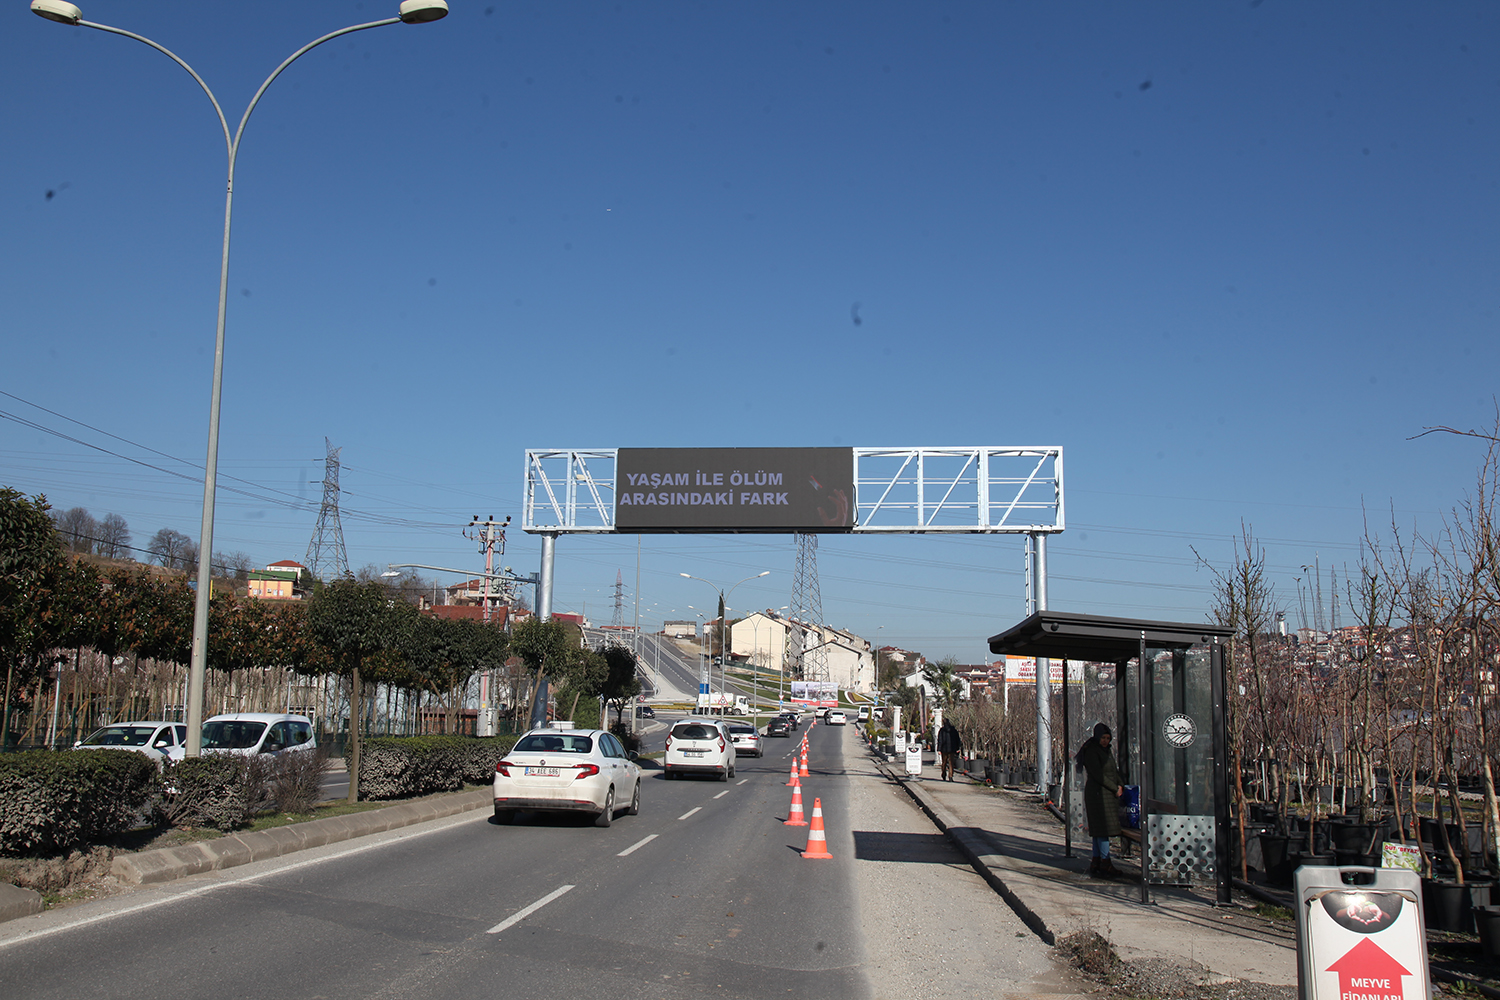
[1077,722,1122,878]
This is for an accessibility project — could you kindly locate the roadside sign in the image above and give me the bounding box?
[905,738,923,777]
[1295,865,1428,1000]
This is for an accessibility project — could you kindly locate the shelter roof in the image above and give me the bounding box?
[987,610,1231,661]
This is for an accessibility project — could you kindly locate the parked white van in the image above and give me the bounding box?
[200,713,316,757]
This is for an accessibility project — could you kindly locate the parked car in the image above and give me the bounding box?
[727,723,763,757]
[200,713,316,757]
[826,710,848,726]
[765,717,792,737]
[493,727,641,827]
[663,719,735,781]
[73,721,187,764]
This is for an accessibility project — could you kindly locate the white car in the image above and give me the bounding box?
[200,713,317,757]
[493,727,641,827]
[73,721,187,764]
[663,719,736,780]
[856,706,870,722]
[826,710,848,726]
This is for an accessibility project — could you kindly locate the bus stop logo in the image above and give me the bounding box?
[1162,713,1196,749]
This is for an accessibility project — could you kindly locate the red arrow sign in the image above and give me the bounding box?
[1325,937,1413,1000]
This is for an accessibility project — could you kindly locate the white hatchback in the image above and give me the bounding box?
[200,713,317,757]
[663,719,735,780]
[826,710,848,725]
[493,728,641,827]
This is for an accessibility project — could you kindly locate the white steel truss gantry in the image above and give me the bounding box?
[523,446,1063,535]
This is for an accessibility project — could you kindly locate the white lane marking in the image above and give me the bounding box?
[736,778,749,785]
[713,790,729,799]
[616,834,658,857]
[678,807,702,820]
[487,884,575,935]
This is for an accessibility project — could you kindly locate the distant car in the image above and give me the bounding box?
[826,711,848,726]
[856,706,870,722]
[637,705,656,718]
[664,719,735,780]
[73,721,187,764]
[493,727,640,827]
[200,713,316,758]
[727,724,763,757]
[815,706,831,719]
[765,717,792,737]
[777,712,800,730]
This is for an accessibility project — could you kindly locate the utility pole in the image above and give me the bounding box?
[465,515,510,737]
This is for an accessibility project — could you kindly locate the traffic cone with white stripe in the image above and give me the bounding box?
[799,744,810,777]
[786,759,800,786]
[800,797,833,858]
[784,783,808,826]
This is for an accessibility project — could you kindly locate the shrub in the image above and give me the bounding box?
[267,748,329,814]
[353,735,516,800]
[161,755,267,831]
[609,722,641,754]
[0,749,158,855]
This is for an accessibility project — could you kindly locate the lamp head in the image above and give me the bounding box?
[31,0,82,24]
[398,0,448,23]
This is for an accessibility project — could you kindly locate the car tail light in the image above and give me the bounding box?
[665,735,673,751]
[496,759,515,777]
[572,764,600,779]
[717,736,726,753]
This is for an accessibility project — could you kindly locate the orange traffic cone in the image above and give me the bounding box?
[784,783,808,826]
[786,759,800,786]
[799,745,810,777]
[800,797,833,858]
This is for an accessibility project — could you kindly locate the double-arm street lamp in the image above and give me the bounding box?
[31,0,449,755]
[680,571,770,709]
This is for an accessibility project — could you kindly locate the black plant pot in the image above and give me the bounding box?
[1331,822,1383,854]
[1475,905,1500,959]
[1334,849,1383,868]
[1422,877,1475,933]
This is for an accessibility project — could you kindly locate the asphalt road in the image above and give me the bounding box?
[0,724,1072,1000]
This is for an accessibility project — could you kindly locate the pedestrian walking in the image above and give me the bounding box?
[936,718,963,781]
[1076,722,1123,878]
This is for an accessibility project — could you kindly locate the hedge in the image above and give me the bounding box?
[0,749,158,855]
[352,735,516,800]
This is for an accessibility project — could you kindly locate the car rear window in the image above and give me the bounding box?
[514,733,595,753]
[670,724,719,740]
[728,726,756,735]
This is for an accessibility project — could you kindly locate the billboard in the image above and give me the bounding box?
[1002,656,1084,686]
[789,681,840,707]
[615,447,854,532]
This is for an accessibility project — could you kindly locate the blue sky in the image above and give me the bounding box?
[3,1,1497,663]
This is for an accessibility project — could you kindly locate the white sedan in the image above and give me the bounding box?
[826,711,848,725]
[493,727,641,827]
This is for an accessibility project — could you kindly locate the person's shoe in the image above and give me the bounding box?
[1088,858,1101,876]
[1098,860,1122,879]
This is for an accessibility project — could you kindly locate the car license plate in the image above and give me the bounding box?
[524,766,561,776]
[685,750,704,757]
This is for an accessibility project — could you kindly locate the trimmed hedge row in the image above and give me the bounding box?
[353,735,516,800]
[0,749,158,855]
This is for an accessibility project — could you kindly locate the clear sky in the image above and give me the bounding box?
[3,1,1497,664]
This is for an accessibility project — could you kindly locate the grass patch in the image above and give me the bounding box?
[1253,901,1294,922]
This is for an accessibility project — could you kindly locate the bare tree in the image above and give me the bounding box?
[54,507,97,554]
[96,513,130,559]
[217,550,257,582]
[147,528,194,571]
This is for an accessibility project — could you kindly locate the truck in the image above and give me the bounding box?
[696,692,751,716]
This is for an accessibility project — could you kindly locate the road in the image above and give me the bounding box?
[0,724,1076,1000]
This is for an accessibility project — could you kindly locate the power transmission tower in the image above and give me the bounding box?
[304,438,350,583]
[788,532,828,685]
[612,570,625,629]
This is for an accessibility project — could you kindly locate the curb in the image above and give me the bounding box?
[111,788,492,886]
[870,750,1056,945]
[0,881,43,923]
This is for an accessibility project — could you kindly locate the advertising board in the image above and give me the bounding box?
[789,681,839,707]
[1001,656,1085,685]
[615,447,854,532]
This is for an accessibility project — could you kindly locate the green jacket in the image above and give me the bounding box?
[1077,737,1122,838]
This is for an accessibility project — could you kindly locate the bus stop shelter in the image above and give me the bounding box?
[988,610,1234,905]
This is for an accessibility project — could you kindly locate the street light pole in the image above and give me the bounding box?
[680,571,769,713]
[32,1,449,756]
